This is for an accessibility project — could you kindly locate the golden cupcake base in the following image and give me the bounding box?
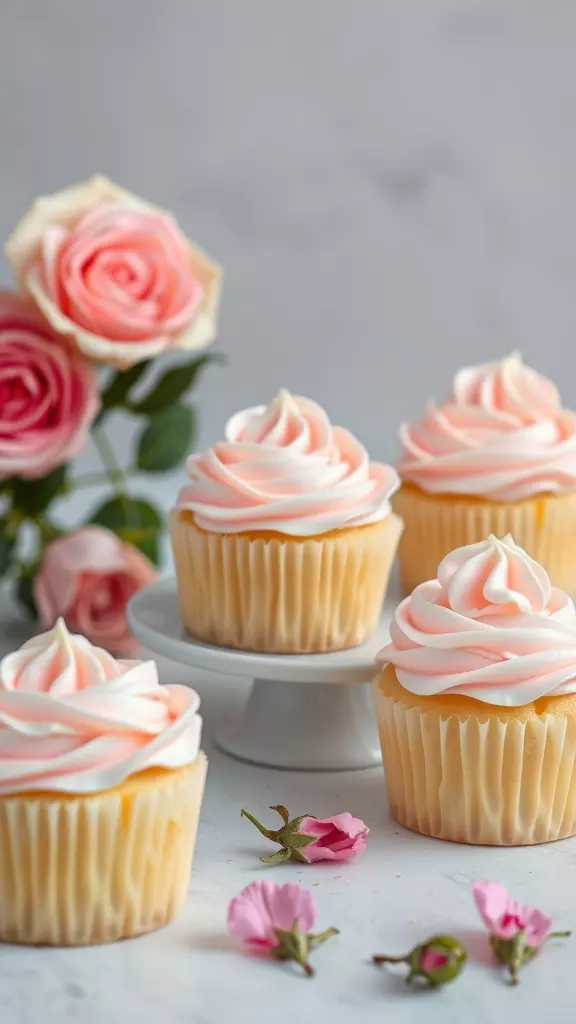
[392,483,576,595]
[0,755,207,946]
[170,510,402,653]
[372,666,576,846]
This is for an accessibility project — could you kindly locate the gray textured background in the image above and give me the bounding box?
[1,0,574,536]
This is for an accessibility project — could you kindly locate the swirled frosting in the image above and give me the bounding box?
[177,389,400,535]
[378,534,576,706]
[0,619,202,795]
[398,352,576,500]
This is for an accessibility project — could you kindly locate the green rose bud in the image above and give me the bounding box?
[373,934,468,988]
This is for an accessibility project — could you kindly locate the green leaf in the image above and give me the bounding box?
[260,848,292,866]
[89,496,164,564]
[96,361,152,421]
[287,833,316,850]
[15,570,38,619]
[12,465,67,515]
[130,353,225,416]
[0,517,14,577]
[288,848,312,864]
[307,927,340,951]
[136,405,195,473]
[278,813,315,838]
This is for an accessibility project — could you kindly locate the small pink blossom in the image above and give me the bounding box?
[227,880,316,950]
[472,880,570,985]
[472,881,551,948]
[297,813,368,863]
[227,880,338,977]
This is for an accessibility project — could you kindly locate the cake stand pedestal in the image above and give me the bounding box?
[127,578,392,771]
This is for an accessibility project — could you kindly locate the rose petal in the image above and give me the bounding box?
[227,881,316,948]
[471,880,510,932]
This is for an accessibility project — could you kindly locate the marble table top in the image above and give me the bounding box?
[0,598,575,1024]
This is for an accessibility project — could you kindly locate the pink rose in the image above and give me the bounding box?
[0,289,98,480]
[5,176,222,368]
[241,805,369,864]
[296,813,369,862]
[34,526,157,655]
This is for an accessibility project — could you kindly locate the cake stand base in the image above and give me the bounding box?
[216,678,380,771]
[127,578,392,771]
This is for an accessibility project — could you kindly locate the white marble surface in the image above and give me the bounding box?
[0,595,575,1024]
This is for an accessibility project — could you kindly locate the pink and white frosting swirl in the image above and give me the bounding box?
[0,619,201,795]
[379,535,576,706]
[398,353,576,500]
[177,389,400,535]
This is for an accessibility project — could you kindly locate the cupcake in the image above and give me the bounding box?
[170,389,402,653]
[372,534,576,846]
[0,619,206,945]
[394,352,576,594]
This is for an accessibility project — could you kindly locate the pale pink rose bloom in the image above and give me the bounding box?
[472,881,552,947]
[297,813,369,862]
[0,289,98,480]
[5,176,222,368]
[227,881,317,949]
[34,526,157,656]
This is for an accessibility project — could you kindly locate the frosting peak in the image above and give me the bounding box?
[398,354,576,500]
[0,619,201,794]
[453,351,561,425]
[379,536,576,706]
[438,534,551,618]
[177,389,399,536]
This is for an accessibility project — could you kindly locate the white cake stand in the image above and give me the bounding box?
[127,578,393,771]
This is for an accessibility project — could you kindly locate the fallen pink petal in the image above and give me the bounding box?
[471,880,570,985]
[472,880,552,948]
[227,880,316,949]
[227,880,338,977]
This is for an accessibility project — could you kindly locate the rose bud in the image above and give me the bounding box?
[373,935,467,988]
[240,804,368,864]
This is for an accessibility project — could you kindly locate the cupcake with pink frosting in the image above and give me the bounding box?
[170,389,402,653]
[373,534,576,846]
[393,352,576,594]
[0,619,206,945]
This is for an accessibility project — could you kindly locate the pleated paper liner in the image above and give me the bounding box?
[392,483,576,596]
[372,666,576,846]
[170,510,403,653]
[0,753,207,946]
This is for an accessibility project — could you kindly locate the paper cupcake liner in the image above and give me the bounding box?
[372,668,576,845]
[392,484,576,594]
[0,755,207,945]
[169,511,403,653]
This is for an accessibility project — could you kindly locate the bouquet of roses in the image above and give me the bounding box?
[0,175,223,654]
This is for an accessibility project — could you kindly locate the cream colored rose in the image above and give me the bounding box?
[5,176,222,368]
